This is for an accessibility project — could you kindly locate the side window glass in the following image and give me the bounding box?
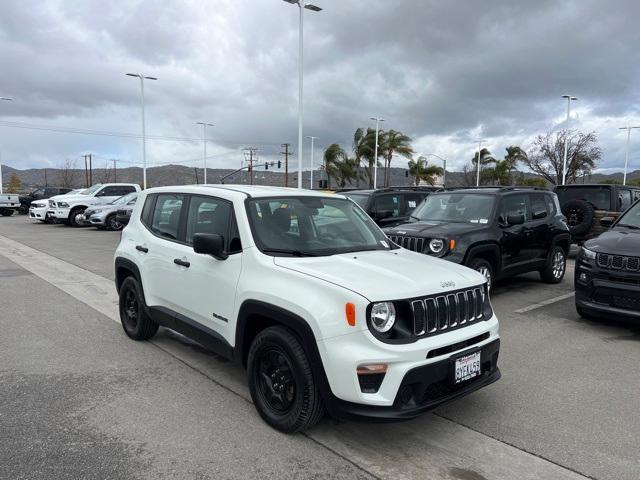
[374,194,401,218]
[120,186,136,196]
[618,189,632,211]
[545,194,556,215]
[500,194,528,221]
[405,193,425,212]
[633,190,640,202]
[150,194,184,240]
[141,195,155,226]
[185,196,232,245]
[530,194,548,220]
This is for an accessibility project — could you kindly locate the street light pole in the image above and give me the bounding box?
[197,122,214,184]
[619,125,640,185]
[561,95,578,185]
[126,73,157,189]
[306,135,318,189]
[371,117,384,189]
[283,0,322,189]
[0,97,13,194]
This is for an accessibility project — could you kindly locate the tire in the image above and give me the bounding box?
[69,207,85,227]
[106,214,123,231]
[540,246,567,283]
[18,203,29,215]
[118,276,159,341]
[247,326,324,433]
[561,199,595,237]
[467,257,495,291]
[0,209,13,217]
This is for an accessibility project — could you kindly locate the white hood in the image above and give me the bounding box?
[274,248,485,301]
[49,193,102,205]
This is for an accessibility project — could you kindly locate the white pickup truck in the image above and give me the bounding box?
[0,193,20,216]
[48,183,141,226]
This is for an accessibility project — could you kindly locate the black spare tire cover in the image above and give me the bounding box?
[561,199,595,237]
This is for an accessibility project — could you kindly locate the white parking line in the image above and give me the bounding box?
[515,292,575,314]
[0,234,119,323]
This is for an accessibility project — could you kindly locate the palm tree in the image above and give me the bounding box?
[353,128,377,188]
[379,129,414,187]
[502,146,527,185]
[323,144,358,188]
[470,148,495,185]
[407,156,444,186]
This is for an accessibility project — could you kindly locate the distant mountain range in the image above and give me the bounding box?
[2,163,639,192]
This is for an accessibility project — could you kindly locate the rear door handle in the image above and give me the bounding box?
[135,245,148,253]
[174,258,190,268]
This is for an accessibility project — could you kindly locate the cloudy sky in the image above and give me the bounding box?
[1,0,639,175]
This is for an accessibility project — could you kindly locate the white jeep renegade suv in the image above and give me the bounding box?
[114,185,500,432]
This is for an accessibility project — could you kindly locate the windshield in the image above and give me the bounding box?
[246,196,393,256]
[616,200,640,228]
[81,184,103,195]
[411,193,496,223]
[110,192,137,205]
[342,192,370,209]
[555,187,611,210]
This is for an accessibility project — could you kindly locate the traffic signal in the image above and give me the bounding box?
[265,162,269,170]
[277,161,282,169]
[405,170,409,177]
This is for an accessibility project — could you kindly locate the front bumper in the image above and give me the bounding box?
[85,212,108,226]
[325,338,500,421]
[49,207,70,220]
[29,206,49,219]
[575,255,640,321]
[318,314,499,419]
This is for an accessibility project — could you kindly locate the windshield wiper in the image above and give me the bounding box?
[409,214,420,220]
[616,223,640,230]
[261,248,318,257]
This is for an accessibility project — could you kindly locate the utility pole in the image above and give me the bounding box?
[89,153,93,185]
[113,159,117,182]
[83,154,89,187]
[44,168,48,187]
[281,143,291,187]
[244,147,258,185]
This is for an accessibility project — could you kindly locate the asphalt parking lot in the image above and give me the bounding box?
[1,215,639,480]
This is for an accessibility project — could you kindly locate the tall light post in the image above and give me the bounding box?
[475,139,486,187]
[424,153,448,188]
[196,122,215,184]
[619,125,640,185]
[561,94,578,185]
[283,0,322,189]
[371,117,384,188]
[305,135,318,189]
[126,73,157,189]
[0,97,13,194]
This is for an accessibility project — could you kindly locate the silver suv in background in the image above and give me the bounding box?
[83,192,138,231]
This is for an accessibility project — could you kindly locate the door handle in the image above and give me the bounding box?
[135,245,148,253]
[174,258,190,268]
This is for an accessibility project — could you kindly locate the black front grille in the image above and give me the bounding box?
[411,286,486,337]
[388,235,425,253]
[597,253,640,272]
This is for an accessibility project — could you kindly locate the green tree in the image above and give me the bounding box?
[7,173,22,193]
[407,156,444,186]
[323,144,358,188]
[379,129,414,187]
[352,127,378,188]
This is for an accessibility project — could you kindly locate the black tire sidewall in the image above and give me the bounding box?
[69,208,85,227]
[119,277,145,338]
[247,327,317,433]
[562,199,595,237]
[106,214,121,231]
[542,246,566,283]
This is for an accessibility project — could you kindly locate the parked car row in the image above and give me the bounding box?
[4,180,637,434]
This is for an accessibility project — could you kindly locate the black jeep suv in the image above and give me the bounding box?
[342,186,438,228]
[384,187,571,289]
[554,184,640,244]
[575,199,640,321]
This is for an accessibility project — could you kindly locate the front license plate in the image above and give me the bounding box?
[454,352,481,384]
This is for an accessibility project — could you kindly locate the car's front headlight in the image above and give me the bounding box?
[429,238,445,254]
[57,202,69,208]
[92,209,102,214]
[581,247,596,261]
[370,302,396,333]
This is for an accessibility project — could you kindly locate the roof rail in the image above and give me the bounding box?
[437,185,551,192]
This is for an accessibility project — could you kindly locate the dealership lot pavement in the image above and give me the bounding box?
[1,215,639,480]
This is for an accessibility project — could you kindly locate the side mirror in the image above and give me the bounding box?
[193,233,228,260]
[507,213,525,225]
[599,216,615,228]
